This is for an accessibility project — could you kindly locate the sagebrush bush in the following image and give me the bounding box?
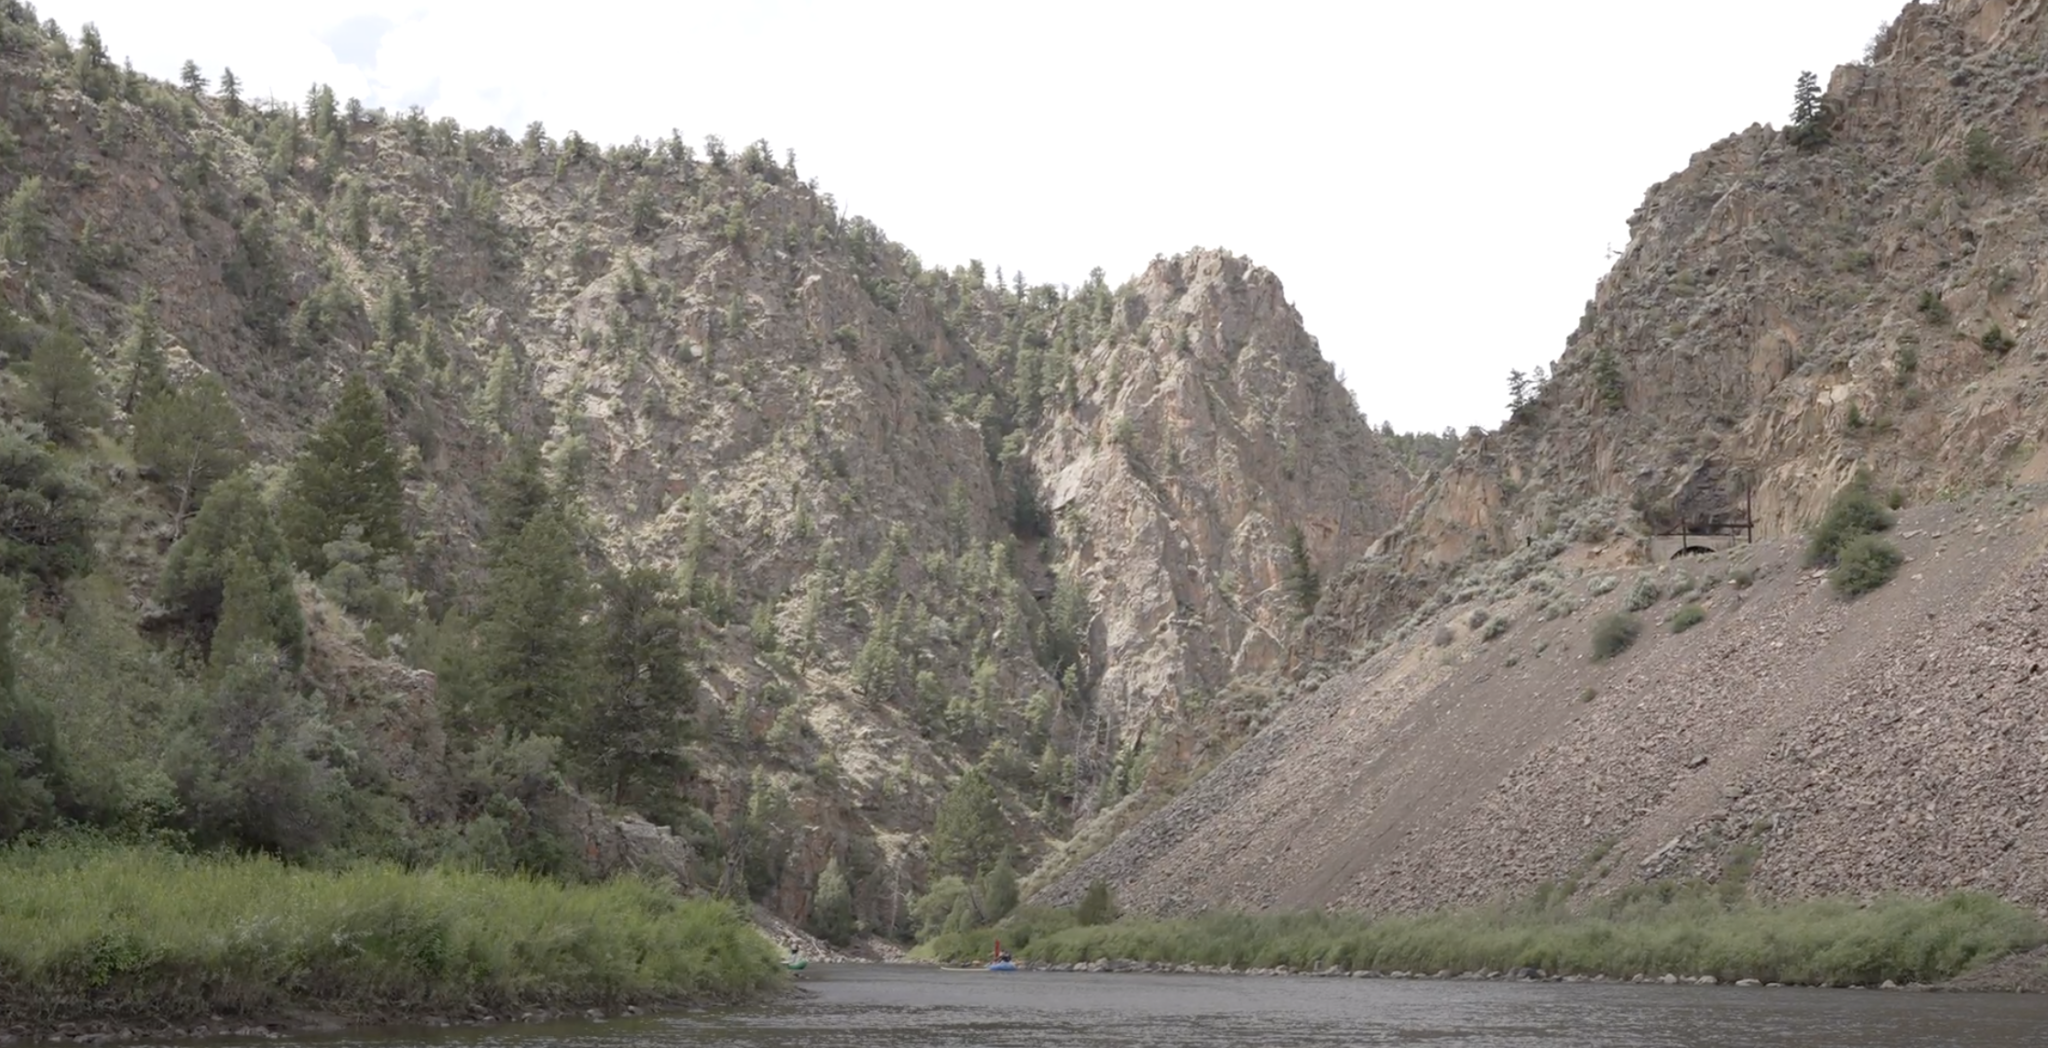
[1806,471,1893,567]
[1591,613,1641,661]
[1482,617,1510,642]
[1623,576,1662,612]
[1669,604,1706,634]
[1830,535,1903,597]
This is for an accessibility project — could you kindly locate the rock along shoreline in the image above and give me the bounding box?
[894,953,2044,994]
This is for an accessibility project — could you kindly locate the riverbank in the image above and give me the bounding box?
[0,844,785,1042]
[922,890,2045,989]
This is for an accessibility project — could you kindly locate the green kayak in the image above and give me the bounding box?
[784,957,808,971]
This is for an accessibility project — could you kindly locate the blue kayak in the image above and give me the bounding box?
[987,961,1017,972]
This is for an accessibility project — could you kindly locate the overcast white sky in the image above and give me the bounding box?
[34,0,1910,433]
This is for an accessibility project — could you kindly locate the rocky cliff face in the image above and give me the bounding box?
[0,2,1406,930]
[1044,0,2048,916]
[1365,0,2048,583]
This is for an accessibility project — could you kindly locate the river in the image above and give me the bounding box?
[199,966,2048,1048]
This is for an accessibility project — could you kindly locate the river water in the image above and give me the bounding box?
[221,966,2048,1048]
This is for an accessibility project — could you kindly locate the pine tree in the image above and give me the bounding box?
[931,765,1006,881]
[484,438,554,555]
[178,59,206,94]
[1593,346,1626,410]
[117,293,168,413]
[280,375,407,574]
[810,856,857,945]
[159,471,300,660]
[1789,71,1828,148]
[208,548,306,671]
[1282,524,1320,618]
[0,427,100,584]
[580,566,697,805]
[981,858,1019,922]
[218,68,241,116]
[479,505,593,738]
[0,577,66,840]
[23,325,103,444]
[72,23,113,100]
[2,175,45,270]
[132,375,248,527]
[1507,368,1531,414]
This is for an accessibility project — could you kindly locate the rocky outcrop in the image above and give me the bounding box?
[1036,252,1410,746]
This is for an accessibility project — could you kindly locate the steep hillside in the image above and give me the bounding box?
[1046,486,2048,915]
[1045,0,2048,916]
[0,0,1406,934]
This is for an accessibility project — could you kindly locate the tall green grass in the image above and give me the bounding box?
[934,891,2043,987]
[0,842,783,1027]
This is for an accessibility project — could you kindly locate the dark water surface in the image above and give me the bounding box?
[223,965,2048,1048]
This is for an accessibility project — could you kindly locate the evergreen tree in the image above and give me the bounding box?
[478,505,593,738]
[1,175,43,270]
[0,577,66,840]
[22,325,103,444]
[981,858,1019,922]
[580,566,696,806]
[178,59,206,94]
[1282,524,1320,618]
[280,375,407,574]
[208,549,306,671]
[931,765,1006,882]
[484,438,554,555]
[72,22,113,100]
[117,294,169,413]
[165,645,335,856]
[1593,346,1625,410]
[158,471,301,662]
[1507,368,1531,414]
[218,67,241,115]
[132,374,247,526]
[0,427,100,584]
[1789,71,1829,148]
[810,856,857,945]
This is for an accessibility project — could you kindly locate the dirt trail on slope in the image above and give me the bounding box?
[1040,490,2048,916]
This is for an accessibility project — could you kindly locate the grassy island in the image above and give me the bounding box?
[923,888,2044,987]
[0,843,783,1032]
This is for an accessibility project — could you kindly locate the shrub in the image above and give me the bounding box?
[1467,609,1490,630]
[1915,290,1950,325]
[1829,536,1903,597]
[1591,613,1641,661]
[1622,576,1662,612]
[1731,567,1756,589]
[1980,326,2016,355]
[1076,878,1117,926]
[1432,625,1455,647]
[1669,604,1706,634]
[1482,617,1510,642]
[1805,471,1893,567]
